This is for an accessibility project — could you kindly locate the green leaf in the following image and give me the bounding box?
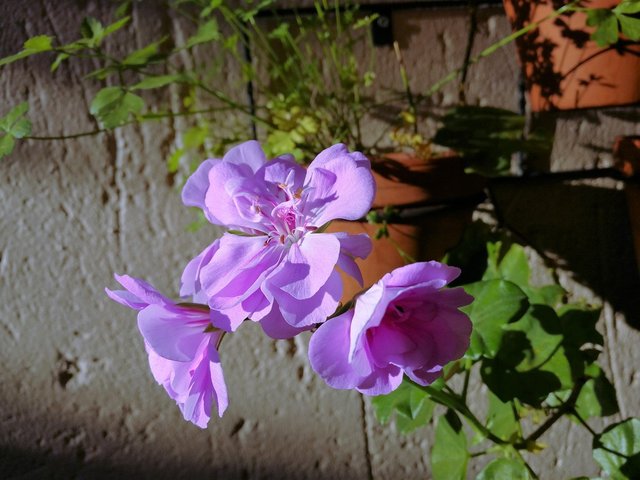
[167,148,185,173]
[123,38,166,66]
[476,458,531,480]
[104,16,131,36]
[0,135,16,158]
[0,35,54,67]
[486,391,520,441]
[89,87,144,128]
[523,284,565,308]
[431,410,469,480]
[186,20,220,48]
[51,52,70,72]
[131,74,183,90]
[575,366,619,419]
[558,305,603,351]
[23,35,54,52]
[8,119,31,139]
[593,418,640,478]
[462,279,529,359]
[0,102,28,131]
[588,10,620,46]
[615,0,640,15]
[502,305,563,372]
[482,242,530,286]
[80,17,104,44]
[618,14,640,41]
[371,380,435,433]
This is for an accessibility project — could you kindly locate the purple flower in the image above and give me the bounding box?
[106,274,229,427]
[182,141,375,338]
[308,262,473,396]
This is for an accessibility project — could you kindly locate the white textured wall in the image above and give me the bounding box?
[1,1,639,479]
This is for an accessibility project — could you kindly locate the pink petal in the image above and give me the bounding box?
[201,234,283,309]
[180,240,220,298]
[356,366,404,396]
[106,274,171,310]
[308,310,363,389]
[259,305,309,339]
[223,140,267,172]
[137,304,210,362]
[271,270,342,327]
[305,150,375,225]
[383,261,461,289]
[269,233,341,300]
[181,159,219,223]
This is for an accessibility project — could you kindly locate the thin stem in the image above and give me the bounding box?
[571,408,598,437]
[515,378,587,449]
[461,367,471,402]
[410,380,508,446]
[458,0,478,105]
[25,107,229,141]
[393,41,418,135]
[427,1,579,96]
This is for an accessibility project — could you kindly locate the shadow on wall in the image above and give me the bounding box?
[491,180,640,329]
[0,440,356,480]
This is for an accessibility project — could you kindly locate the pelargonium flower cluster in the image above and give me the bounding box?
[107,141,473,428]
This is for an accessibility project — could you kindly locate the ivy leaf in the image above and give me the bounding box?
[462,279,529,359]
[371,379,435,434]
[486,391,520,442]
[431,410,469,480]
[186,20,220,48]
[90,87,144,128]
[476,458,532,480]
[575,366,619,420]
[593,418,640,478]
[502,305,563,372]
[0,35,54,67]
[131,74,183,90]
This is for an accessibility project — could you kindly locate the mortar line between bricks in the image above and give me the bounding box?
[360,395,374,480]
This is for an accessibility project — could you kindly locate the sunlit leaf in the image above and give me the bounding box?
[476,458,532,480]
[593,418,640,478]
[462,279,529,359]
[432,410,468,480]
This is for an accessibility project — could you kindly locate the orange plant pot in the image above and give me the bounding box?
[503,0,640,111]
[328,153,485,302]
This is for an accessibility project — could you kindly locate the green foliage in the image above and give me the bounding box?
[432,410,469,480]
[593,418,640,479]
[90,87,144,128]
[371,380,435,434]
[476,458,532,480]
[588,1,640,46]
[0,102,31,159]
[462,279,529,359]
[372,235,635,479]
[0,35,53,67]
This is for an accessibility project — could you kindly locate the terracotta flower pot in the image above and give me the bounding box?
[328,153,486,302]
[503,0,640,111]
[614,136,640,273]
